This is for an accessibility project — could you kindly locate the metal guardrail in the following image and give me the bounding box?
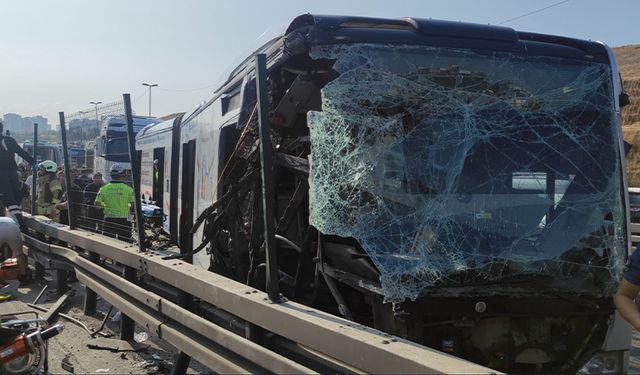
[21,214,500,375]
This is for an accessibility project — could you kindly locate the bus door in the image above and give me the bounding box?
[152,148,165,208]
[179,140,196,261]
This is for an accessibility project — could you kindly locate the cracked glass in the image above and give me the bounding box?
[307,43,625,301]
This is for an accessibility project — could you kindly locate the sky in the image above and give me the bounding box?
[1,0,639,127]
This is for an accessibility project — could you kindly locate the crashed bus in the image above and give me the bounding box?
[136,14,631,373]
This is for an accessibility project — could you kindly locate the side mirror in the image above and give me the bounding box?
[620,92,630,108]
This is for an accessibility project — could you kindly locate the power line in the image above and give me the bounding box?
[495,0,570,26]
[131,88,150,104]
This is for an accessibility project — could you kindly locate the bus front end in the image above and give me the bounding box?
[296,16,630,374]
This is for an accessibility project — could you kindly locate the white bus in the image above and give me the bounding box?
[136,14,632,374]
[94,115,158,182]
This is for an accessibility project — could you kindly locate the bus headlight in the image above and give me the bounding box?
[576,351,624,375]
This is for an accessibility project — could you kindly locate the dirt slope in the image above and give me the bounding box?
[614,45,640,185]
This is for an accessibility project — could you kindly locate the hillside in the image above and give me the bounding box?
[615,45,640,185]
[616,45,640,79]
[616,45,640,127]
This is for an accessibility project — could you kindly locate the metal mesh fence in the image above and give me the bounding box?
[63,171,140,244]
[65,100,126,143]
[62,99,139,243]
[60,100,127,170]
[15,99,147,244]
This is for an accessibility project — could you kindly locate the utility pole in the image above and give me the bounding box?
[90,101,102,134]
[142,82,158,116]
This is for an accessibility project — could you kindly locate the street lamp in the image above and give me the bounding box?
[90,101,102,134]
[142,82,158,116]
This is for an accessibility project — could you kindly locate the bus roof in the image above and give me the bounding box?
[183,13,612,127]
[136,115,181,139]
[102,115,159,133]
[214,14,610,93]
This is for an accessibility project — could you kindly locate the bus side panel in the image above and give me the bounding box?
[178,117,199,258]
[192,104,220,270]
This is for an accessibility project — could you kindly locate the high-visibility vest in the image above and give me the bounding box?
[95,182,134,218]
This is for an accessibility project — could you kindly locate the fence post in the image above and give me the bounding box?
[59,112,76,229]
[31,122,45,279]
[255,53,280,302]
[31,123,38,214]
[123,93,145,251]
[120,94,142,340]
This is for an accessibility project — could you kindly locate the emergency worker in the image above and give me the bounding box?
[0,121,34,227]
[55,169,83,226]
[74,168,93,190]
[95,164,134,241]
[36,160,63,221]
[84,172,104,231]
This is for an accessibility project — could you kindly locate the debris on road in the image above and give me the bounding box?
[61,354,74,373]
[87,338,149,352]
[134,331,149,343]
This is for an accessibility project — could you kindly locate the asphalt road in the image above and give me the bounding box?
[1,276,209,374]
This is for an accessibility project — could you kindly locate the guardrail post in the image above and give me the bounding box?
[83,251,99,315]
[56,268,69,296]
[255,53,280,302]
[123,93,146,251]
[59,112,76,229]
[171,350,191,375]
[120,265,136,340]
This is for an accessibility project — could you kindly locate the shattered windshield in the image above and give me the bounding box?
[307,44,625,301]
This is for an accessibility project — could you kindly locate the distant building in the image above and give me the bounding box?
[27,115,50,131]
[3,113,24,133]
[2,113,50,133]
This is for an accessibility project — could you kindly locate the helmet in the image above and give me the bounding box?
[110,163,124,175]
[0,217,22,258]
[39,160,57,173]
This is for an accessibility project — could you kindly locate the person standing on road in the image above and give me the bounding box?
[55,169,83,226]
[95,164,134,241]
[0,121,34,227]
[74,168,93,190]
[36,160,63,221]
[83,172,104,231]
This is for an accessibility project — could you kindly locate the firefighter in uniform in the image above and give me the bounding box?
[36,160,63,221]
[0,121,34,227]
[95,164,134,241]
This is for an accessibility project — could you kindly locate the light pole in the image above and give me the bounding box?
[142,82,158,116]
[90,101,102,134]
